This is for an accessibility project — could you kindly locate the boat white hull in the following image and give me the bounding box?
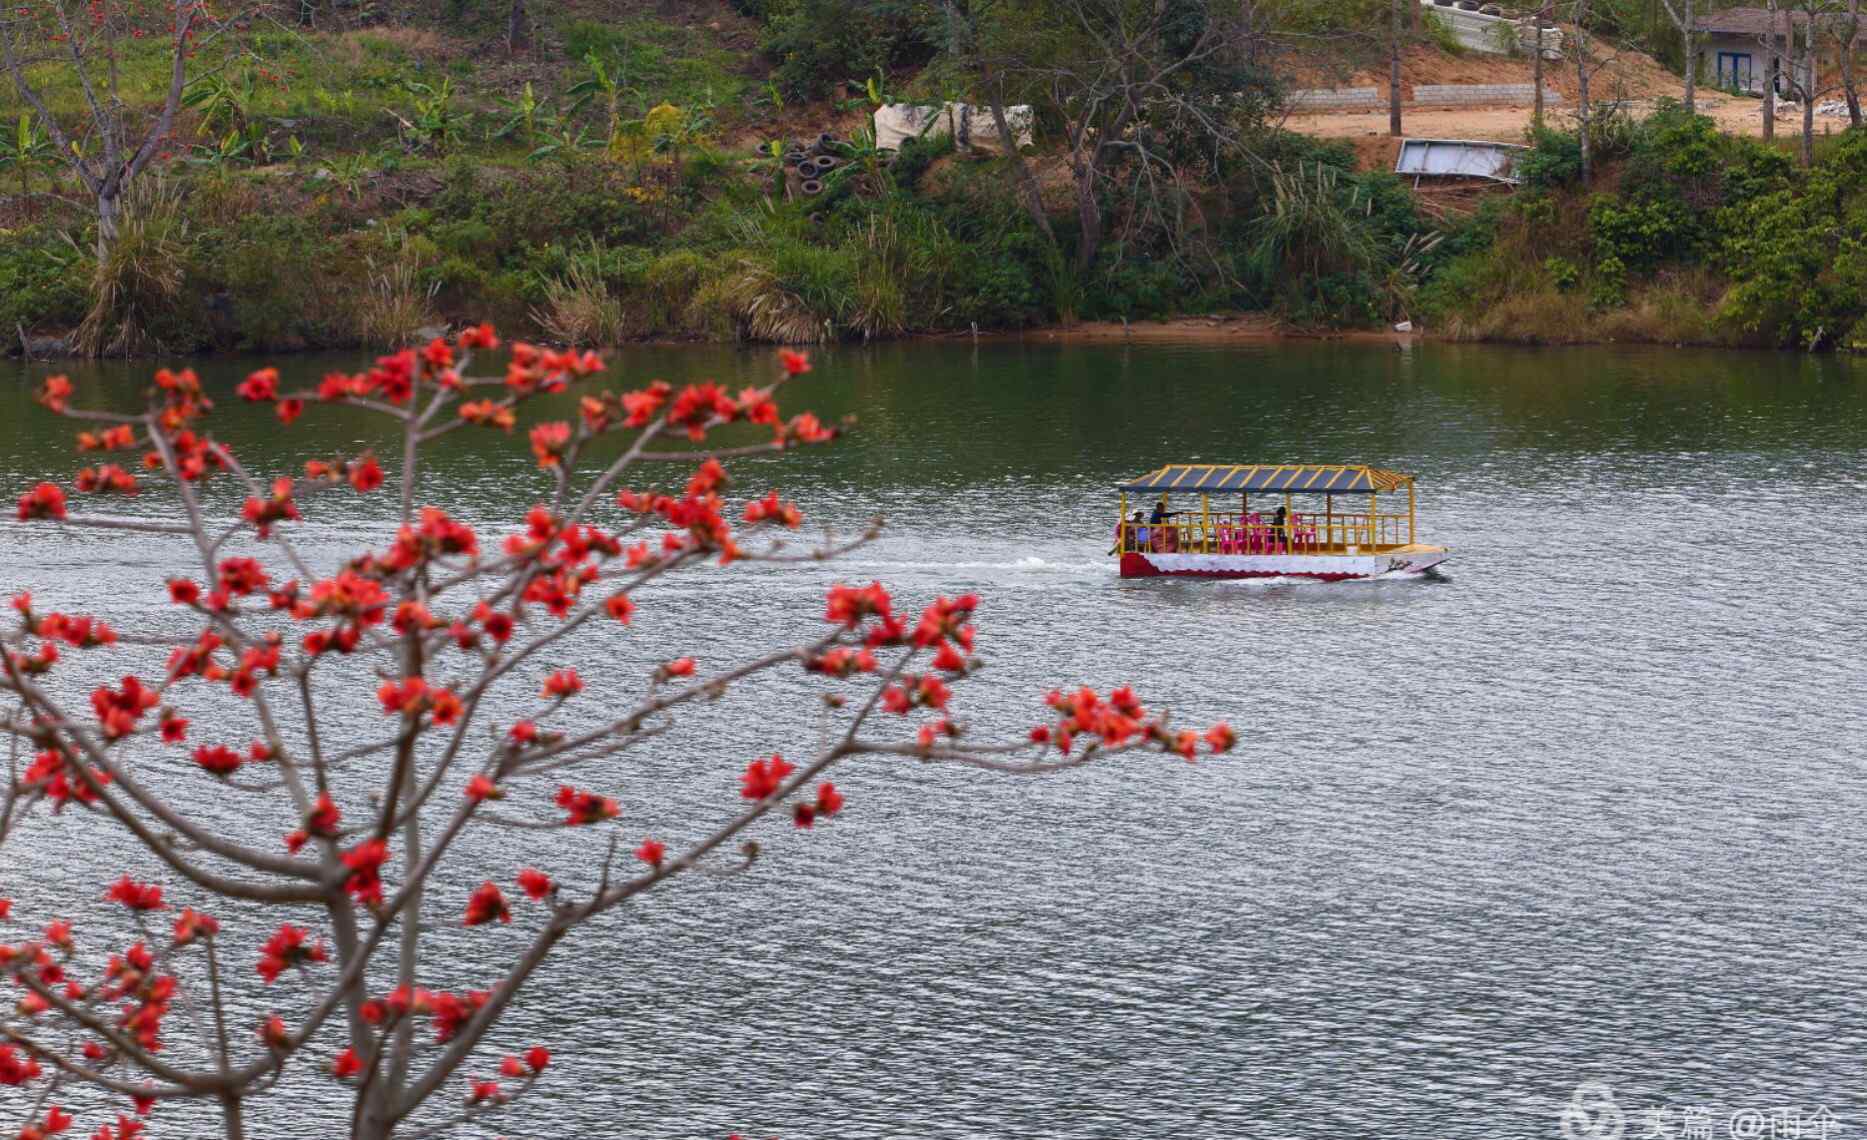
[1118,549,1449,581]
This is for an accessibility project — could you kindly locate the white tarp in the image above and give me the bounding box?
[873,102,1034,153]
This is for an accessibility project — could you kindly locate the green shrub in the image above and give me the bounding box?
[1588,195,1700,273]
[761,0,938,99]
[1544,256,1580,292]
[1587,255,1627,310]
[1518,127,1582,191]
[0,229,86,334]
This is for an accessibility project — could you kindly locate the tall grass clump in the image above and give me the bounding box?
[533,257,628,346]
[73,178,188,358]
[355,255,439,348]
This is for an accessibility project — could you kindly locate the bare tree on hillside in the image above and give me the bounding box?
[1533,1,1551,127]
[960,0,1276,274]
[1655,0,1703,112]
[0,1,223,257]
[1390,0,1406,136]
[1762,0,1780,140]
[1572,0,1596,183]
[1840,0,1863,124]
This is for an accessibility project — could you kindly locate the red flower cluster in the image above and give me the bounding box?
[540,668,583,700]
[824,582,904,645]
[91,676,158,739]
[742,490,802,527]
[555,785,619,826]
[0,1044,43,1085]
[34,612,118,649]
[739,754,795,802]
[192,744,243,778]
[463,881,510,926]
[257,923,327,983]
[376,677,463,725]
[285,793,343,854]
[240,478,301,537]
[75,463,138,495]
[172,907,220,946]
[76,423,135,452]
[16,482,67,522]
[104,875,165,912]
[341,839,389,904]
[516,868,553,901]
[20,748,109,810]
[791,781,846,829]
[634,838,665,867]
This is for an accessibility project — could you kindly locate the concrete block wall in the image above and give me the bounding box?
[1287,87,1382,110]
[1414,83,1564,106]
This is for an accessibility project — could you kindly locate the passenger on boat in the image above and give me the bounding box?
[1149,499,1178,553]
[1118,510,1147,553]
[1270,506,1289,552]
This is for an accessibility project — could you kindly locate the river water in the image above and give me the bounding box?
[1,341,1864,1139]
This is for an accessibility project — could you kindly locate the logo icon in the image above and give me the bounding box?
[1560,1082,1626,1140]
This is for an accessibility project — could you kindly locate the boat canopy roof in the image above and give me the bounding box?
[1120,464,1413,495]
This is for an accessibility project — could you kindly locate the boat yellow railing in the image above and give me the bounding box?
[1116,511,1414,556]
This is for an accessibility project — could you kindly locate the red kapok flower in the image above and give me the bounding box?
[463,881,510,927]
[104,875,165,912]
[332,1047,362,1079]
[516,868,553,901]
[17,482,67,522]
[554,785,619,826]
[524,1045,550,1073]
[739,754,795,802]
[634,838,665,868]
[778,349,811,376]
[348,456,384,493]
[341,839,389,905]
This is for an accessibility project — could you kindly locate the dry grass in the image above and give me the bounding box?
[73,178,188,358]
[532,261,629,347]
[354,258,439,348]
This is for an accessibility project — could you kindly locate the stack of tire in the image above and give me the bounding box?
[782,132,842,198]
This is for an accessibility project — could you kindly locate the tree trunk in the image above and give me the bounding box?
[1390,0,1404,136]
[1800,10,1815,166]
[1074,159,1103,273]
[96,190,119,261]
[1576,9,1592,184]
[981,69,1055,248]
[1844,0,1864,125]
[1764,0,1778,141]
[1533,6,1546,127]
[507,0,529,53]
[1682,0,1696,112]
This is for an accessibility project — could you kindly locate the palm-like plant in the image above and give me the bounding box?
[491,81,545,150]
[0,111,57,200]
[566,52,638,156]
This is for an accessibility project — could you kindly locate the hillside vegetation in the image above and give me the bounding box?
[2,0,1865,355]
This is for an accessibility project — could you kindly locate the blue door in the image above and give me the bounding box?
[1716,51,1754,93]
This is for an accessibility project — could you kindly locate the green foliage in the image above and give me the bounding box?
[1588,196,1699,273]
[759,0,939,99]
[1519,127,1583,191]
[1587,255,1627,310]
[1544,256,1580,292]
[0,229,85,334]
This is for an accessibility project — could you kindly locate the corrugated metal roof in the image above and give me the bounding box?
[1119,464,1413,494]
[1394,138,1528,184]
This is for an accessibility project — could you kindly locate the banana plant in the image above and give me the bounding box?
[491,81,544,149]
[187,128,253,171]
[183,61,261,138]
[565,52,639,156]
[389,77,466,154]
[0,111,57,199]
[528,122,596,167]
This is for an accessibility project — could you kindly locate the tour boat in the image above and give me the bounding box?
[1114,463,1451,581]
